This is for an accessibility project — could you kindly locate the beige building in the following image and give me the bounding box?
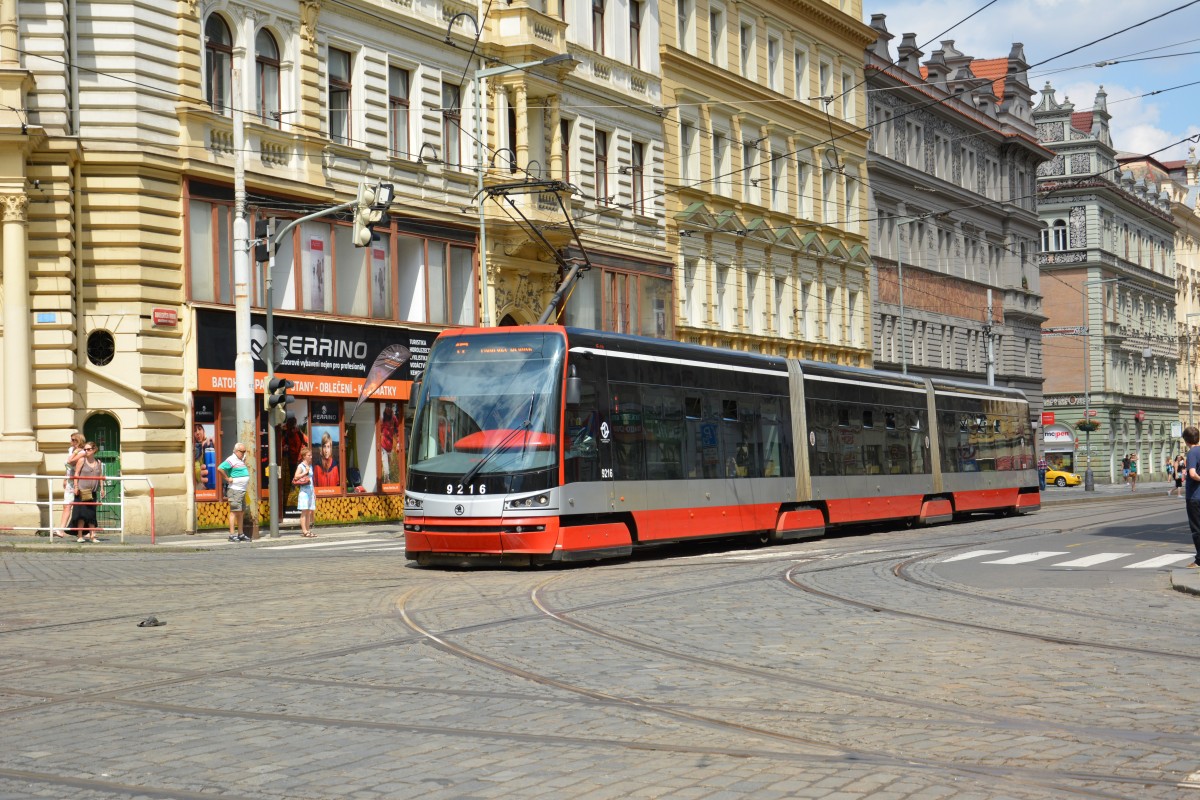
[0,0,668,534]
[660,0,876,361]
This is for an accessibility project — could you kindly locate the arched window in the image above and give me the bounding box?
[256,29,281,126]
[1040,218,1068,251]
[204,15,233,114]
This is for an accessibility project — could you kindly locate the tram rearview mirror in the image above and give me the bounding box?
[566,372,582,407]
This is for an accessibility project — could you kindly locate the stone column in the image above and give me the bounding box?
[547,95,562,179]
[2,192,32,440]
[0,191,41,530]
[514,83,530,171]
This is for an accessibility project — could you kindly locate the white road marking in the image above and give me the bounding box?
[1052,552,1130,567]
[266,538,385,550]
[940,550,1006,562]
[982,551,1069,564]
[1124,554,1195,569]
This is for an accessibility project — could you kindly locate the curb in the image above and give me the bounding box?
[1172,569,1200,597]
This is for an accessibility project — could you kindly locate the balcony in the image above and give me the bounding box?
[484,3,568,61]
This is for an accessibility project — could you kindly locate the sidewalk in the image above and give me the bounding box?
[0,522,404,553]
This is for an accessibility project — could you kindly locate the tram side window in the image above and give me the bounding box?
[807,398,841,476]
[610,383,646,481]
[642,384,684,480]
[684,394,722,478]
[759,396,791,477]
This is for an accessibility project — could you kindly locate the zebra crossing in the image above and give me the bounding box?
[940,549,1195,569]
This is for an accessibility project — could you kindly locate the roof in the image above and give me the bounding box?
[1070,111,1094,135]
[970,57,1008,100]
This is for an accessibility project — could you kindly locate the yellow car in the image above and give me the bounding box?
[1045,468,1081,487]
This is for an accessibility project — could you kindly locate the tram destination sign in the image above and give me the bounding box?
[1041,326,1088,337]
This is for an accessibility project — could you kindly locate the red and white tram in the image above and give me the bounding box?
[403,326,1040,566]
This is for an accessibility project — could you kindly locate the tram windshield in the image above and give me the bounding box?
[407,331,564,493]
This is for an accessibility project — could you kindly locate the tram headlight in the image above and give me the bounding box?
[404,494,423,510]
[505,492,551,510]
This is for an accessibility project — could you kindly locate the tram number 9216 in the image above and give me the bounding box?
[447,483,488,495]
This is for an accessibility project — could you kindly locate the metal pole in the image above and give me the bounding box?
[985,288,994,386]
[1083,284,1093,492]
[265,218,278,539]
[232,73,258,535]
[475,69,490,327]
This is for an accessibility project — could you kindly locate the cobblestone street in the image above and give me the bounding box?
[2,497,1199,798]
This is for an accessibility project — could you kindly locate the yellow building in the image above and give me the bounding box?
[0,0,667,534]
[661,0,876,360]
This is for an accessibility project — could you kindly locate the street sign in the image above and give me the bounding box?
[1041,412,1055,425]
[1086,410,1098,417]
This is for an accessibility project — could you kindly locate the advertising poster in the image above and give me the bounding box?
[312,403,342,496]
[379,402,403,493]
[371,244,390,317]
[303,232,330,312]
[193,396,218,501]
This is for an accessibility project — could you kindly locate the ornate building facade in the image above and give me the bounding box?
[0,0,666,533]
[1035,84,1179,482]
[863,17,1048,411]
[659,0,876,361]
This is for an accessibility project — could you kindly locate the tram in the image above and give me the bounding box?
[403,326,1039,566]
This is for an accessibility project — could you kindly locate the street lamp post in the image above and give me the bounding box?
[473,54,573,327]
[1082,276,1122,492]
[1186,312,1200,426]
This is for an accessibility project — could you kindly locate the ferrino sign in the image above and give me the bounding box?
[278,333,368,361]
[195,308,435,397]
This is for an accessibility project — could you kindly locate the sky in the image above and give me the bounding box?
[862,0,1200,163]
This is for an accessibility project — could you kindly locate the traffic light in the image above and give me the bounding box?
[265,376,295,426]
[351,182,394,247]
[253,218,271,263]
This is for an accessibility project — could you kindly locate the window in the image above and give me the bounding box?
[255,29,280,126]
[562,265,673,337]
[327,47,352,144]
[1041,218,1068,251]
[398,238,476,325]
[818,61,832,103]
[794,46,809,101]
[711,131,728,196]
[821,162,836,224]
[442,82,461,166]
[683,258,700,325]
[676,0,695,53]
[595,130,610,203]
[593,0,606,54]
[630,0,642,68]
[843,177,857,230]
[841,71,854,122]
[874,105,893,158]
[631,141,646,215]
[739,22,755,78]
[933,133,950,179]
[204,15,233,115]
[746,271,759,332]
[773,277,784,334]
[388,66,410,158]
[767,36,781,91]
[825,286,837,342]
[560,119,572,181]
[679,121,696,181]
[906,121,922,168]
[716,265,732,328]
[796,157,811,218]
[770,151,784,211]
[709,5,726,67]
[742,140,757,200]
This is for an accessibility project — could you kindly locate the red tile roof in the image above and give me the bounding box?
[1071,111,1094,134]
[970,58,1008,100]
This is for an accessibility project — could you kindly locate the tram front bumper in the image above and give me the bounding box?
[404,517,560,559]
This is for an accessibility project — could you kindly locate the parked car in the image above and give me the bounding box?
[1046,468,1081,487]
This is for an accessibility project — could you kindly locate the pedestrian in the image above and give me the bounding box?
[218,442,251,542]
[1185,428,1200,568]
[53,431,86,538]
[1175,454,1187,497]
[69,442,103,543]
[1036,455,1048,491]
[1122,453,1131,484]
[1129,453,1139,491]
[292,446,316,538]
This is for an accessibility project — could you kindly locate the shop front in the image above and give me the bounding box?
[1042,423,1077,472]
[192,308,435,529]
